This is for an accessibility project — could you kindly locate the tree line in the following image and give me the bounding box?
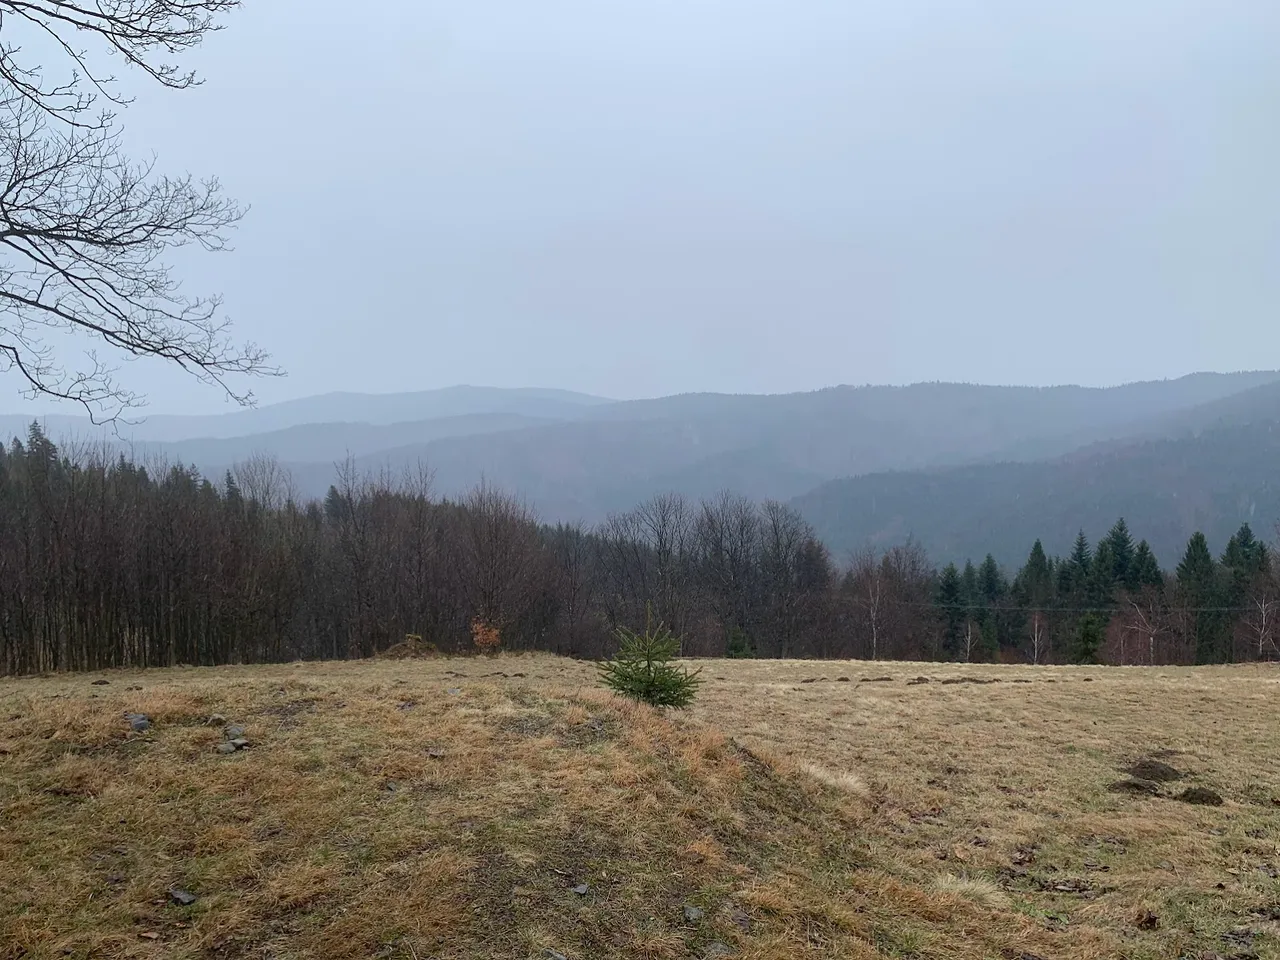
[1,426,1276,675]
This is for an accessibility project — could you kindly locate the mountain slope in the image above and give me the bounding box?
[0,385,610,444]
[794,420,1280,568]
[273,374,1280,518]
[123,413,556,469]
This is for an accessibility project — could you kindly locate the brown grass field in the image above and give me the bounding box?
[2,655,1279,959]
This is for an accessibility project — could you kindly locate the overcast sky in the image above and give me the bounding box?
[7,0,1280,413]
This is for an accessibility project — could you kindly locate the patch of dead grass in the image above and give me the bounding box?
[2,655,1278,959]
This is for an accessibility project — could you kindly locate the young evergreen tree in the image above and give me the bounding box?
[599,617,702,708]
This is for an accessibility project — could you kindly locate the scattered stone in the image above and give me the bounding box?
[168,888,197,906]
[447,688,462,696]
[125,713,151,732]
[216,743,237,755]
[545,951,568,960]
[729,907,752,932]
[1108,779,1162,797]
[223,724,246,740]
[1126,758,1183,783]
[682,904,704,923]
[91,679,110,686]
[1178,787,1224,807]
[426,747,446,759]
[703,943,734,958]
[228,738,250,750]
[571,883,589,895]
[205,714,227,726]
[1134,909,1159,930]
[139,932,160,941]
[397,700,418,710]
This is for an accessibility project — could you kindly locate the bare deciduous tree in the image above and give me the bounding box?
[0,1,276,418]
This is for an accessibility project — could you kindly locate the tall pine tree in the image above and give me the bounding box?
[1131,540,1164,590]
[935,563,965,658]
[1177,532,1223,664]
[1103,518,1137,591]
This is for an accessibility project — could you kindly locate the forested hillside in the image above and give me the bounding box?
[795,420,1280,567]
[2,427,1275,676]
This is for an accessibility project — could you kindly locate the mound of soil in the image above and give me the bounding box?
[1126,759,1183,783]
[1177,786,1224,806]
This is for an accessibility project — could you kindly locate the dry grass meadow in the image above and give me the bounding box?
[2,654,1279,959]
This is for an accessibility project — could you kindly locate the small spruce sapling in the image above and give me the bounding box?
[599,615,701,708]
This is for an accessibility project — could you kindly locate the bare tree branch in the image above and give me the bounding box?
[0,0,277,421]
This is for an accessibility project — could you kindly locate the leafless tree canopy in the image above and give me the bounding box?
[0,1,276,418]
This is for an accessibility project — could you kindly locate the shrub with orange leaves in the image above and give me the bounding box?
[470,618,502,655]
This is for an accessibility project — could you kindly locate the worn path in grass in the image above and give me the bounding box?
[2,656,1278,959]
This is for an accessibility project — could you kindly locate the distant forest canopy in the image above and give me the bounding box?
[1,424,1277,676]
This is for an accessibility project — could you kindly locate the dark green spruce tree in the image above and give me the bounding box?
[935,563,965,659]
[1176,532,1224,664]
[1073,612,1104,664]
[1131,540,1164,590]
[1102,518,1137,592]
[1013,539,1055,662]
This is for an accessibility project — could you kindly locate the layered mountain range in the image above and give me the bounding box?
[7,371,1280,567]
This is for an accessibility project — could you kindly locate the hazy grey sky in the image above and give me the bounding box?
[9,0,1280,413]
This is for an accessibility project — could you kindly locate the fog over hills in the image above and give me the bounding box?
[6,372,1280,564]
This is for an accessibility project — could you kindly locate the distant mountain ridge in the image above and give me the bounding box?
[0,385,611,443]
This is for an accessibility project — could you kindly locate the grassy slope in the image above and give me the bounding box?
[2,656,1278,959]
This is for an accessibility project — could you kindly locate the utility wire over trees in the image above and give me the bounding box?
[0,1,276,419]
